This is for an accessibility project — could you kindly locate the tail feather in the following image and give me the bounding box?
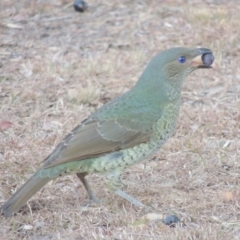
[1,173,51,217]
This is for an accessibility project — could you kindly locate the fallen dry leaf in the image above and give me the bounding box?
[222,191,234,201]
[0,121,13,131]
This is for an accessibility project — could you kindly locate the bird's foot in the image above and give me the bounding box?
[140,204,155,214]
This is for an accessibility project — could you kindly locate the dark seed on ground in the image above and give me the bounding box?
[74,0,87,12]
[163,215,180,226]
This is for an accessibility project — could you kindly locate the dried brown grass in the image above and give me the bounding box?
[0,0,240,239]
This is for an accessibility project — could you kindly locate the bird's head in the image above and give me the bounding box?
[160,47,214,81]
[136,47,214,100]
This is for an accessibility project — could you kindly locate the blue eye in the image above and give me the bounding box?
[178,56,186,63]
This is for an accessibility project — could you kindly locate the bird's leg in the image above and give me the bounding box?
[106,170,144,208]
[115,189,145,208]
[76,173,100,203]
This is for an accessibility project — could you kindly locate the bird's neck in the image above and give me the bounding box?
[135,78,183,104]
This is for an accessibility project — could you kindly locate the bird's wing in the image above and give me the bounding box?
[42,117,153,168]
[42,87,164,169]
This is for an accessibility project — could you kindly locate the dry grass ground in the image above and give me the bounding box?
[0,0,240,239]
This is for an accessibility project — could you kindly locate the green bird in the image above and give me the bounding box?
[1,47,214,217]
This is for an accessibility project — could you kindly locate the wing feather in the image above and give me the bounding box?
[42,90,162,169]
[42,118,152,168]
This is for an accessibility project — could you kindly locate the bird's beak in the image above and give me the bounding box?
[190,48,214,68]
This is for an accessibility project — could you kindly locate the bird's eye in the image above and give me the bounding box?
[178,56,186,64]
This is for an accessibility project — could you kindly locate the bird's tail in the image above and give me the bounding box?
[1,172,51,217]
